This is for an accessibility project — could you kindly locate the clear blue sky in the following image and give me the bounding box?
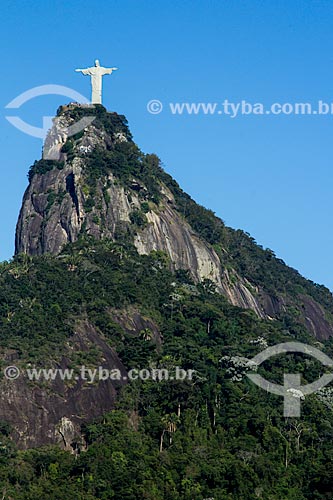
[1,0,333,290]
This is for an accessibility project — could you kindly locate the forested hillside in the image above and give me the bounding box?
[1,105,333,499]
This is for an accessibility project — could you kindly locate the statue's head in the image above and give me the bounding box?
[95,59,100,67]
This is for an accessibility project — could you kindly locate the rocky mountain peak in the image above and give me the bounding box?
[15,104,333,339]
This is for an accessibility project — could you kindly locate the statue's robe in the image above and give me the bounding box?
[80,66,113,104]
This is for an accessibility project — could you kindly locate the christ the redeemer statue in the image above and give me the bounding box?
[75,59,118,104]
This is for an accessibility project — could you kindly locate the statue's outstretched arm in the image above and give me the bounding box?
[75,68,92,75]
[102,67,119,75]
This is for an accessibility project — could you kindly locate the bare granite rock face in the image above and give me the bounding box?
[0,311,164,450]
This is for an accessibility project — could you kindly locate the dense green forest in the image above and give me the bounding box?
[0,238,333,499]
